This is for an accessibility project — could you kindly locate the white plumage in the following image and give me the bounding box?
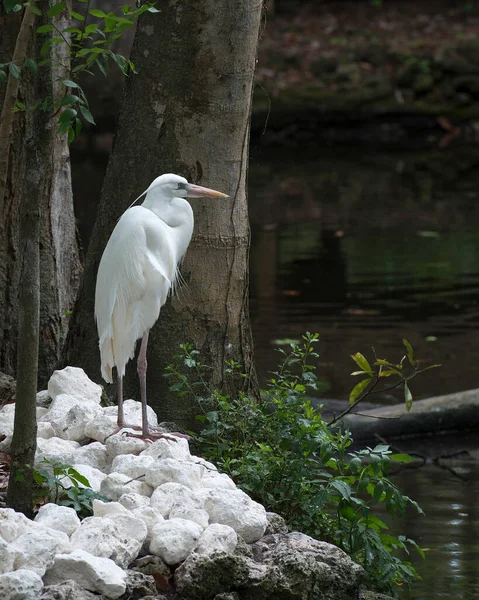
[94,173,228,438]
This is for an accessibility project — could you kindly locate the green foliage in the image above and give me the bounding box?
[32,459,107,518]
[346,338,439,418]
[166,334,427,597]
[1,0,160,143]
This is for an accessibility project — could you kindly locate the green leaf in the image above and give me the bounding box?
[8,62,21,79]
[60,94,80,106]
[88,8,107,17]
[391,453,416,464]
[339,504,357,522]
[403,339,415,366]
[148,6,161,12]
[71,11,85,21]
[36,24,54,33]
[79,104,96,125]
[404,382,413,411]
[350,352,373,376]
[0,70,7,82]
[63,79,78,88]
[24,57,37,75]
[67,468,90,487]
[379,368,400,377]
[28,4,42,15]
[4,0,20,13]
[40,38,52,58]
[330,479,351,500]
[368,514,389,529]
[58,107,77,134]
[74,117,82,138]
[47,1,65,17]
[349,377,371,404]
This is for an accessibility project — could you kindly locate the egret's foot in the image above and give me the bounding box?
[125,429,192,443]
[104,423,143,441]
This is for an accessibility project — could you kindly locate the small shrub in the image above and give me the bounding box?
[166,334,426,597]
[32,459,107,518]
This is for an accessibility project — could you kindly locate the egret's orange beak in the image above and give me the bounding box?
[185,183,229,199]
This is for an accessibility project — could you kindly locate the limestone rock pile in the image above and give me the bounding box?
[0,367,377,600]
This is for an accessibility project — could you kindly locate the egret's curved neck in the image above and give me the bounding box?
[141,193,194,257]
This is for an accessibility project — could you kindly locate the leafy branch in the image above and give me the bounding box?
[1,0,160,143]
[327,339,440,427]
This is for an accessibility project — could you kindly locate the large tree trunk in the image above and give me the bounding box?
[66,0,263,429]
[0,1,82,387]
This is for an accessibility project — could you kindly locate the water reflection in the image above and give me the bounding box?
[388,462,479,600]
[249,144,479,402]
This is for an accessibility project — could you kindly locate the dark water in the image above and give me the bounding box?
[248,143,479,403]
[391,461,479,600]
[247,142,479,600]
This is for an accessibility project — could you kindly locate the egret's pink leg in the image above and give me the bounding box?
[125,331,190,443]
[117,374,124,427]
[104,371,142,441]
[137,330,150,436]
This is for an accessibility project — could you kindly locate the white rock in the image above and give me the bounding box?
[36,389,52,407]
[193,523,238,556]
[36,406,48,419]
[169,504,209,529]
[0,537,16,573]
[34,503,80,536]
[84,414,117,443]
[111,453,154,479]
[92,500,132,518]
[0,569,43,600]
[105,431,148,458]
[50,402,104,442]
[148,480,207,528]
[150,518,204,565]
[118,493,150,511]
[0,508,34,543]
[74,441,110,472]
[145,458,204,490]
[65,464,107,492]
[0,404,14,451]
[30,524,72,554]
[140,437,191,461]
[44,549,126,599]
[131,505,164,538]
[70,514,147,569]
[35,436,80,466]
[103,399,158,428]
[0,402,15,421]
[191,456,218,471]
[100,472,153,501]
[150,482,198,517]
[48,366,102,404]
[37,421,56,439]
[39,394,83,422]
[201,469,237,490]
[11,528,58,576]
[199,488,267,543]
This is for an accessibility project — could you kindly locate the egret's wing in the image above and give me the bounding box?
[95,206,174,381]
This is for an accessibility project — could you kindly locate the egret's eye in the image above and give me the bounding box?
[177,183,186,190]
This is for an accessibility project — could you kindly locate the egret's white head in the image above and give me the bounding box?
[135,173,228,205]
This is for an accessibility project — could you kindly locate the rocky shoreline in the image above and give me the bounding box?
[0,367,389,600]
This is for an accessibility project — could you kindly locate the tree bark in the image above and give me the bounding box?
[7,6,42,516]
[0,1,82,386]
[66,0,263,429]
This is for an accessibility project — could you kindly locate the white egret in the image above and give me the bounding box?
[95,173,228,439]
